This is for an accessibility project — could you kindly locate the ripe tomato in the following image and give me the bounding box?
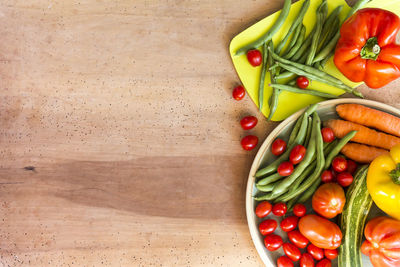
[264,233,283,251]
[272,202,287,216]
[299,214,342,249]
[290,145,306,165]
[332,156,347,173]
[321,127,335,143]
[312,183,346,219]
[296,76,309,89]
[240,116,258,130]
[283,243,301,261]
[247,49,262,67]
[320,170,335,183]
[277,255,294,267]
[336,172,353,187]
[272,138,287,156]
[293,203,306,217]
[259,219,278,235]
[324,249,338,260]
[307,244,324,260]
[316,259,331,267]
[278,161,294,176]
[346,159,357,175]
[300,253,314,267]
[280,216,299,232]
[232,85,245,100]
[255,201,272,218]
[241,135,258,151]
[288,230,309,248]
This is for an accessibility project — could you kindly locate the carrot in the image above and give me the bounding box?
[341,143,389,163]
[325,119,400,150]
[336,104,400,137]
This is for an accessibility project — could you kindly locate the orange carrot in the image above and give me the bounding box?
[341,143,389,163]
[325,119,400,150]
[336,104,400,137]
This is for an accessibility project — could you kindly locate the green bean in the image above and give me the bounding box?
[287,195,301,212]
[304,116,313,147]
[324,130,358,169]
[257,172,281,185]
[267,42,279,121]
[276,71,296,81]
[291,26,315,61]
[270,83,338,99]
[320,50,334,68]
[320,5,343,40]
[296,178,320,203]
[318,17,340,54]
[258,42,269,111]
[306,0,327,65]
[288,114,304,147]
[256,182,275,192]
[235,0,292,56]
[288,79,296,86]
[285,25,306,59]
[283,23,302,55]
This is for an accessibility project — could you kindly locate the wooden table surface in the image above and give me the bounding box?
[1,0,399,266]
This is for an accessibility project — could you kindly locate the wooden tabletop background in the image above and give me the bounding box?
[1,0,399,266]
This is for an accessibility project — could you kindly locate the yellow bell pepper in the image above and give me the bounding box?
[367,144,400,220]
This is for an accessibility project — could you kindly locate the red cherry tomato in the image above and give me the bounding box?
[277,255,294,267]
[293,203,307,217]
[259,219,278,235]
[241,135,258,151]
[316,259,331,267]
[255,201,272,218]
[278,161,294,176]
[307,244,324,261]
[272,202,287,216]
[300,253,315,267]
[324,248,338,260]
[290,145,307,165]
[296,76,309,89]
[346,160,357,175]
[288,230,309,248]
[240,116,258,130]
[321,127,335,143]
[272,138,287,156]
[320,170,335,183]
[280,216,299,232]
[264,234,283,251]
[247,49,262,67]
[283,243,301,261]
[332,156,347,173]
[232,85,245,100]
[337,172,353,187]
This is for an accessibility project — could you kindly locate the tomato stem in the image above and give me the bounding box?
[389,163,400,185]
[360,37,380,60]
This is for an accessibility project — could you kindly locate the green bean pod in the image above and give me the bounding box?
[256,183,275,192]
[270,83,338,99]
[267,42,279,121]
[306,0,327,65]
[285,25,306,59]
[320,50,334,68]
[318,17,340,54]
[276,71,296,81]
[296,178,320,203]
[283,23,302,55]
[290,26,315,61]
[288,115,304,147]
[324,130,358,169]
[304,116,313,147]
[258,42,269,111]
[256,172,281,185]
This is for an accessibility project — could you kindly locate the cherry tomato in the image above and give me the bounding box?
[272,138,287,156]
[324,249,338,260]
[336,172,353,187]
[264,234,283,251]
[307,244,324,261]
[290,145,306,165]
[299,215,342,249]
[316,259,331,267]
[277,255,294,267]
[332,156,347,173]
[247,49,262,67]
[320,170,335,183]
[293,203,307,217]
[232,85,245,100]
[278,161,294,176]
[321,127,335,143]
[312,183,346,219]
[240,116,258,130]
[241,135,258,151]
[280,216,299,232]
[259,219,278,235]
[283,243,301,261]
[272,202,287,216]
[288,230,309,248]
[346,160,357,175]
[255,201,272,218]
[296,76,309,89]
[300,253,315,267]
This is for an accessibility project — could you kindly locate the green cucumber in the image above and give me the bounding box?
[338,165,372,267]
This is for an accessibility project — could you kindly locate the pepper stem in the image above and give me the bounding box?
[389,163,400,185]
[360,37,380,60]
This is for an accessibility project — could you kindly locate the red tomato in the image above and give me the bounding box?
[277,255,294,267]
[337,172,353,187]
[293,203,307,217]
[240,116,258,130]
[321,127,335,143]
[324,249,338,260]
[283,243,301,261]
[307,244,324,260]
[241,135,258,151]
[278,161,294,176]
[255,201,272,218]
[290,145,306,165]
[320,170,335,183]
[296,76,309,89]
[312,183,346,219]
[247,49,262,67]
[332,156,347,173]
[288,230,309,248]
[272,138,287,156]
[280,216,299,232]
[300,253,315,267]
[259,219,278,235]
[264,234,283,251]
[272,202,287,216]
[232,85,245,100]
[316,259,331,267]
[346,160,357,175]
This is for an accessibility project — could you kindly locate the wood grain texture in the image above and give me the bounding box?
[0,0,399,266]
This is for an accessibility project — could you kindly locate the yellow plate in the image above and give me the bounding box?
[229,0,400,121]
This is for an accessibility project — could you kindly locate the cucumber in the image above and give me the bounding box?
[338,165,372,267]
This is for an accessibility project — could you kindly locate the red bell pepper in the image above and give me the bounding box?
[334,8,400,89]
